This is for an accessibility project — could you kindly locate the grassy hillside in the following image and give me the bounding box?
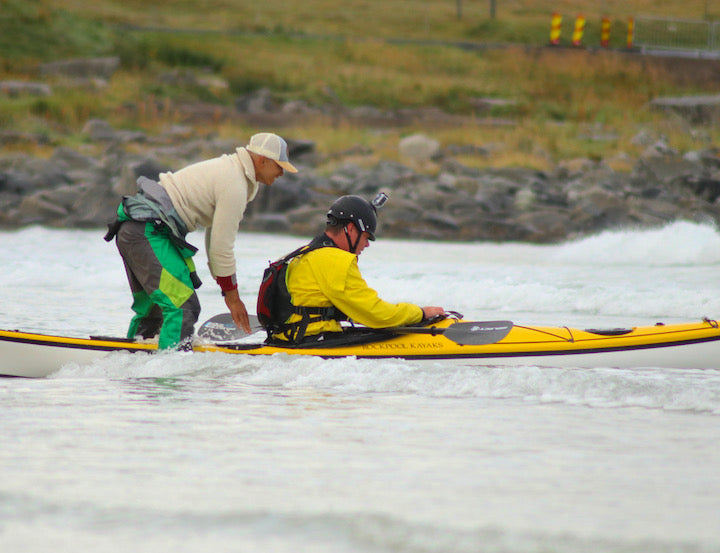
[1,0,718,170]
[4,0,716,49]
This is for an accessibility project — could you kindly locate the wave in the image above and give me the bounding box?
[2,495,711,553]
[4,222,720,336]
[552,221,720,266]
[53,352,720,415]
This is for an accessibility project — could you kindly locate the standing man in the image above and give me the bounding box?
[105,132,298,349]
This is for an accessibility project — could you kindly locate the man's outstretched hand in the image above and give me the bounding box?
[222,288,251,334]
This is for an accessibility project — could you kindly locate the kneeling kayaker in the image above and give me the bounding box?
[259,193,444,343]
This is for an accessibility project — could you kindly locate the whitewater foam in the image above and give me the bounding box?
[552,221,720,266]
[50,351,720,415]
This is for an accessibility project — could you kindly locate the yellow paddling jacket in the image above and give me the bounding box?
[283,244,424,338]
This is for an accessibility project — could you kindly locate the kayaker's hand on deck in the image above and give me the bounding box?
[422,306,445,320]
[223,289,251,334]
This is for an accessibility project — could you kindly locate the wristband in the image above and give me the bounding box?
[216,274,237,293]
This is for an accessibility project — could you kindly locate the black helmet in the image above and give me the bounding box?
[326,195,378,240]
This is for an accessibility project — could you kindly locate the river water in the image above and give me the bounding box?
[1,222,719,552]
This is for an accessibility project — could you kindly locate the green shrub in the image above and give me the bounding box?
[155,43,224,71]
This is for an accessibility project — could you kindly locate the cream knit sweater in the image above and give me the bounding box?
[159,147,259,279]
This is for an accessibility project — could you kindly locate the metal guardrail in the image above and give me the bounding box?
[634,15,720,51]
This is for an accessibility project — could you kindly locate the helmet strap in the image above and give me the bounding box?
[343,224,360,254]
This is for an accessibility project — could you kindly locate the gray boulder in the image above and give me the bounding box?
[398,133,441,162]
[650,95,720,125]
[39,57,120,79]
[0,80,51,97]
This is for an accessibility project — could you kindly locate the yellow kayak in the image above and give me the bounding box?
[2,316,720,377]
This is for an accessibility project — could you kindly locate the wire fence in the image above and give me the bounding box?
[634,16,720,51]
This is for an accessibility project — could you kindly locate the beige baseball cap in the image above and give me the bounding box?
[246,132,298,173]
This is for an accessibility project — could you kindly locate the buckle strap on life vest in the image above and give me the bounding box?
[293,305,347,320]
[282,305,349,343]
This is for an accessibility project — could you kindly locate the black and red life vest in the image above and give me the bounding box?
[256,234,348,342]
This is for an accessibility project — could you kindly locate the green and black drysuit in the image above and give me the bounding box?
[105,177,201,350]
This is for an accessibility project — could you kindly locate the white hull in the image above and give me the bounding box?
[443,339,720,369]
[0,337,115,378]
[2,330,720,378]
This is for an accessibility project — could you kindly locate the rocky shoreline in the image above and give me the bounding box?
[2,57,720,243]
[2,126,719,244]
